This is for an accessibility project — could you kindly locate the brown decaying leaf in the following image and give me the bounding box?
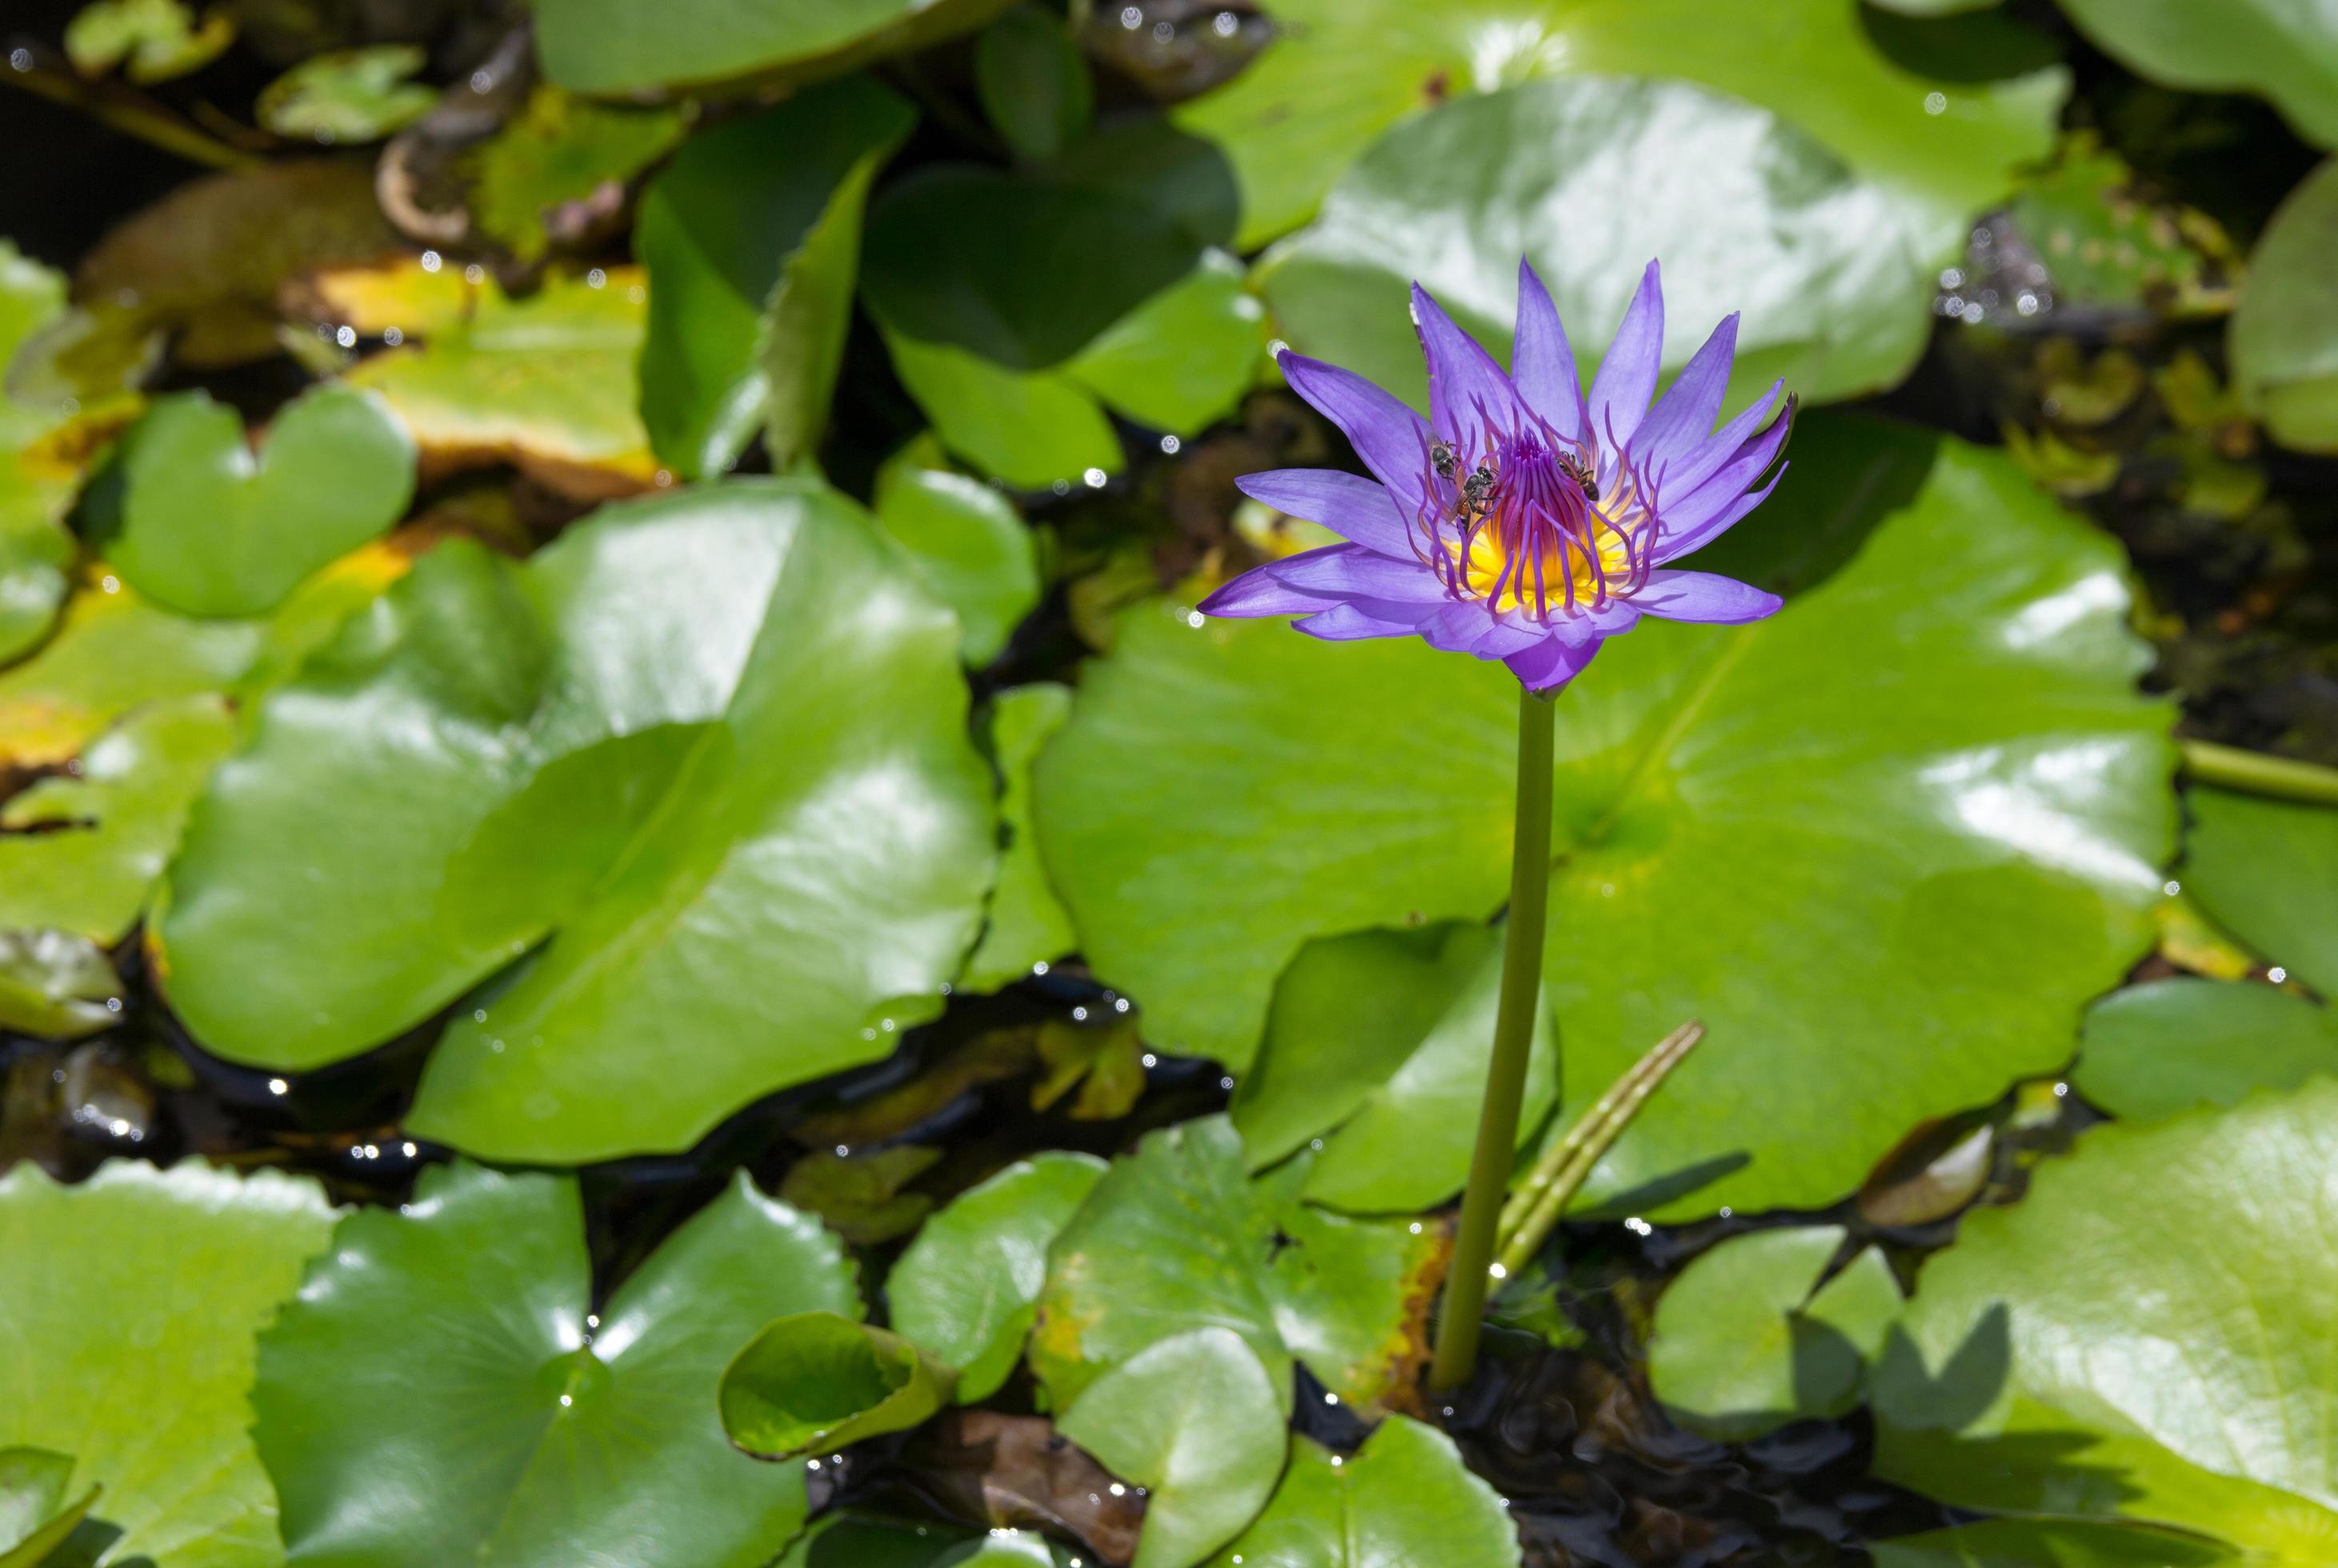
[75,160,402,368]
[902,1408,1146,1566]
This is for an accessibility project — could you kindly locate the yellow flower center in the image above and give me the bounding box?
[1451,515,1635,614]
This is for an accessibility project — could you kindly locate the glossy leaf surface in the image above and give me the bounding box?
[721,1312,955,1460]
[2183,785,2338,994]
[1259,78,1934,415]
[2059,0,2338,148]
[535,0,1011,94]
[1029,1116,1440,1413]
[1057,1328,1286,1568]
[157,482,996,1162]
[963,683,1077,990]
[1874,1080,2338,1556]
[0,1160,336,1568]
[2076,978,2337,1122]
[1171,0,2064,247]
[887,1152,1107,1402]
[1204,1417,1520,1568]
[0,694,232,942]
[1646,1226,1903,1440]
[871,437,1040,666]
[344,267,658,500]
[1234,922,1557,1212]
[110,386,414,618]
[254,1162,856,1568]
[637,82,914,478]
[2228,158,2338,453]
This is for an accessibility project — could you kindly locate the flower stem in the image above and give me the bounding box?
[1428,685,1555,1394]
[2182,739,2338,809]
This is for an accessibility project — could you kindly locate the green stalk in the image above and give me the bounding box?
[1427,686,1555,1394]
[0,59,258,172]
[2182,739,2338,809]
[1494,1019,1704,1278]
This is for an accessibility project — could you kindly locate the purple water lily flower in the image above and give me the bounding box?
[1203,260,1794,693]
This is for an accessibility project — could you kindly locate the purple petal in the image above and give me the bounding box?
[1274,542,1443,602]
[1653,382,1784,506]
[1655,442,1792,564]
[1294,602,1427,642]
[1235,469,1415,558]
[1279,352,1431,515]
[1630,314,1737,474]
[1587,261,1665,454]
[1198,559,1345,619]
[1627,569,1784,625]
[1511,259,1585,442]
[1412,284,1525,450]
[1504,632,1603,693]
[1417,599,1539,657]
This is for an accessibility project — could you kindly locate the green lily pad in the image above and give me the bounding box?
[1205,1417,1521,1568]
[1259,77,1934,414]
[1,242,83,666]
[0,1447,98,1568]
[976,7,1093,163]
[2058,0,2338,149]
[1057,1328,1286,1568]
[1873,1078,2338,1556]
[2076,978,2337,1122]
[863,138,1231,373]
[0,1159,336,1568]
[963,683,1077,990]
[255,1161,856,1567]
[1233,922,1557,1213]
[1171,0,2064,250]
[1035,422,2176,1218]
[534,0,1012,94]
[887,1152,1107,1402]
[637,81,915,479]
[2183,786,2338,994]
[110,386,414,618]
[256,46,435,143]
[878,330,1120,490]
[721,1312,955,1460]
[0,694,234,942]
[344,266,659,499]
[1872,1519,2242,1567]
[2229,158,2338,453]
[158,481,996,1164]
[64,0,232,82]
[0,579,266,767]
[879,250,1263,488]
[871,438,1040,666]
[469,88,690,264]
[1646,1226,1903,1441]
[0,929,124,1038]
[0,538,414,771]
[1030,1114,1441,1414]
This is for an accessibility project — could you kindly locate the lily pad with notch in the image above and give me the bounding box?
[108,385,414,618]
[254,1161,857,1568]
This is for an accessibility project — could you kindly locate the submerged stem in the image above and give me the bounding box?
[2182,739,2338,809]
[1427,685,1555,1394]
